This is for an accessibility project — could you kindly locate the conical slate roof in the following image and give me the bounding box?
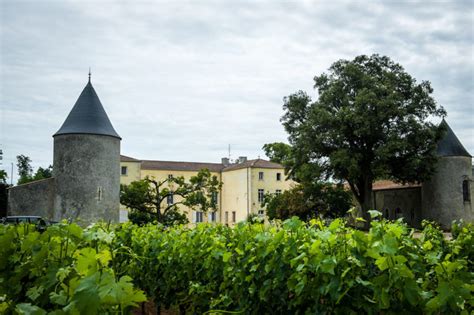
[436,119,470,157]
[54,79,121,139]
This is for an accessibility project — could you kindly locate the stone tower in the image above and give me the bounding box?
[421,119,473,229]
[52,75,121,224]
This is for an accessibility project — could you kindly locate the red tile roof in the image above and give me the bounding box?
[141,160,225,172]
[372,180,421,191]
[120,156,284,173]
[222,159,284,172]
[120,155,141,162]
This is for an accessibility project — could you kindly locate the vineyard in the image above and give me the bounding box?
[0,212,472,314]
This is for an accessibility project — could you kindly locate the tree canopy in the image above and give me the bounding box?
[280,54,446,220]
[0,171,9,217]
[0,170,7,184]
[264,184,351,221]
[120,169,222,226]
[263,142,352,219]
[16,155,52,185]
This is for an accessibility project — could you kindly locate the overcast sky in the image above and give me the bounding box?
[1,0,473,183]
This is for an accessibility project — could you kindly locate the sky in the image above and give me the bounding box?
[1,0,473,183]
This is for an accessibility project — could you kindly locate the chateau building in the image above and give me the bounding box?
[119,155,294,224]
[7,78,473,229]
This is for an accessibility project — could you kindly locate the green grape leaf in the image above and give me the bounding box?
[68,274,100,315]
[74,248,98,276]
[26,286,44,302]
[368,210,382,219]
[50,291,68,306]
[375,256,389,271]
[15,303,47,315]
[223,252,232,263]
[96,250,112,266]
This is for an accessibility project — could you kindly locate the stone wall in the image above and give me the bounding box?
[53,134,120,224]
[422,156,474,229]
[374,187,422,228]
[7,177,56,219]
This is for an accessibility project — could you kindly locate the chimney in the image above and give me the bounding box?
[238,156,247,164]
[221,157,230,166]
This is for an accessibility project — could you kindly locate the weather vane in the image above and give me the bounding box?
[88,67,91,82]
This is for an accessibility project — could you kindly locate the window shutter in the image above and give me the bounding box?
[192,211,197,223]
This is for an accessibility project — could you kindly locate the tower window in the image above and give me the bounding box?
[463,180,470,202]
[121,166,128,175]
[97,186,103,201]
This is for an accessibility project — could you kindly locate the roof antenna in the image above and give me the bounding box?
[88,67,91,82]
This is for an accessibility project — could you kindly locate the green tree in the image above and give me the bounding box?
[33,165,53,181]
[280,54,445,222]
[16,155,53,185]
[16,155,33,185]
[120,169,222,226]
[0,171,9,217]
[263,142,352,219]
[0,170,7,184]
[264,184,351,221]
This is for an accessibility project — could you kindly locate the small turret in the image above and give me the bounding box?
[422,119,473,229]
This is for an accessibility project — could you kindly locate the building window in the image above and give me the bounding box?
[196,211,203,223]
[276,189,282,195]
[225,211,229,223]
[167,193,174,205]
[211,191,218,205]
[168,174,173,180]
[276,173,281,181]
[121,166,128,175]
[232,211,236,223]
[209,211,216,222]
[258,172,264,180]
[463,180,470,202]
[258,210,265,217]
[258,189,265,203]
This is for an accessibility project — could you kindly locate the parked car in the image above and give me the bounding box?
[1,216,50,231]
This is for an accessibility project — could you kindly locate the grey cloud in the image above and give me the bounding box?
[1,0,472,182]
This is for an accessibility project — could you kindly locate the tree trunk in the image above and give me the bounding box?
[349,175,373,229]
[360,177,373,229]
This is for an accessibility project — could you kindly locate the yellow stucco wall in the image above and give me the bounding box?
[120,162,141,185]
[119,160,295,225]
[250,168,294,217]
[220,167,295,224]
[221,168,250,224]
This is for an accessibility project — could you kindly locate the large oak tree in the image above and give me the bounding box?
[281,54,446,221]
